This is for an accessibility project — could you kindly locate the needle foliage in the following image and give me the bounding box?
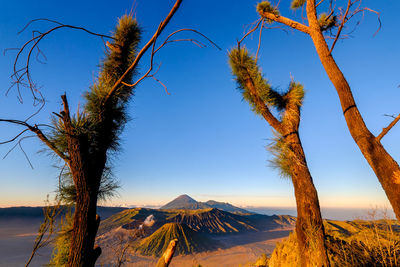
[47,15,141,203]
[229,47,305,178]
[44,15,141,265]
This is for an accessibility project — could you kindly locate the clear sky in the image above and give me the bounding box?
[0,0,399,209]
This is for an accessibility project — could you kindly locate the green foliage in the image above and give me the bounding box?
[135,223,212,257]
[44,15,141,265]
[57,166,119,205]
[318,13,337,31]
[84,14,141,154]
[46,15,141,206]
[228,47,285,113]
[49,210,74,266]
[267,131,293,178]
[257,1,280,16]
[269,218,400,266]
[291,0,306,10]
[229,47,305,179]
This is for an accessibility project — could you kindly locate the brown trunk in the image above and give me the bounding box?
[243,77,329,266]
[286,131,330,267]
[66,154,104,267]
[306,0,400,221]
[68,178,101,267]
[61,95,103,267]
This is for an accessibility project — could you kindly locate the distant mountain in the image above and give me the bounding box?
[135,223,215,256]
[160,194,209,210]
[204,200,250,214]
[160,194,252,214]
[0,206,127,220]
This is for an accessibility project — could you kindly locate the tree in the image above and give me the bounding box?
[229,47,329,266]
[256,0,400,220]
[0,0,218,265]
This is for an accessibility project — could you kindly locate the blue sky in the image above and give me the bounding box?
[0,0,399,209]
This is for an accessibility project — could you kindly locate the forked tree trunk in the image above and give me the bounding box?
[62,95,103,267]
[287,132,330,266]
[241,77,329,266]
[306,0,400,221]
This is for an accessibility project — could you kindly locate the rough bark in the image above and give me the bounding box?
[61,95,103,267]
[305,0,400,221]
[288,132,329,266]
[244,76,329,266]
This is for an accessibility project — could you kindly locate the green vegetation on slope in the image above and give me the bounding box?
[99,207,295,237]
[135,223,214,257]
[267,219,400,266]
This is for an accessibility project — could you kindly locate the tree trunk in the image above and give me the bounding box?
[68,179,101,267]
[156,239,178,267]
[306,0,400,221]
[62,95,103,267]
[287,132,330,266]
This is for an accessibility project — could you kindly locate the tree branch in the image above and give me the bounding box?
[8,19,113,105]
[0,119,69,161]
[329,0,351,54]
[243,77,284,134]
[103,0,183,106]
[376,113,400,142]
[258,11,310,34]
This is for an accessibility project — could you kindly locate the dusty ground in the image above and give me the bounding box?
[0,219,52,267]
[98,228,293,267]
[0,218,292,267]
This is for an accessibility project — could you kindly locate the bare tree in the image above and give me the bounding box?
[255,0,400,221]
[0,0,219,266]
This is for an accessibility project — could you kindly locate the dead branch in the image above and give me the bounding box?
[258,10,310,34]
[0,119,69,161]
[238,19,262,44]
[316,0,326,8]
[255,19,265,61]
[116,26,220,95]
[329,0,352,53]
[103,0,183,106]
[25,197,62,267]
[7,19,114,104]
[154,28,221,53]
[376,113,400,142]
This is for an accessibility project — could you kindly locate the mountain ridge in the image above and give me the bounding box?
[160,194,252,214]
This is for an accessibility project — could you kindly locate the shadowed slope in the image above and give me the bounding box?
[168,208,258,233]
[135,223,214,256]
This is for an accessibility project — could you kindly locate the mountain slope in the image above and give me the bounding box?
[168,208,258,233]
[204,200,251,214]
[160,194,252,214]
[160,194,209,210]
[135,223,214,256]
[99,207,296,236]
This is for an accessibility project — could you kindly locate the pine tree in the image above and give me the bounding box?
[229,47,329,266]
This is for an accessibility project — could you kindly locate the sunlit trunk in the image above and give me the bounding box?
[286,131,330,266]
[306,0,400,221]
